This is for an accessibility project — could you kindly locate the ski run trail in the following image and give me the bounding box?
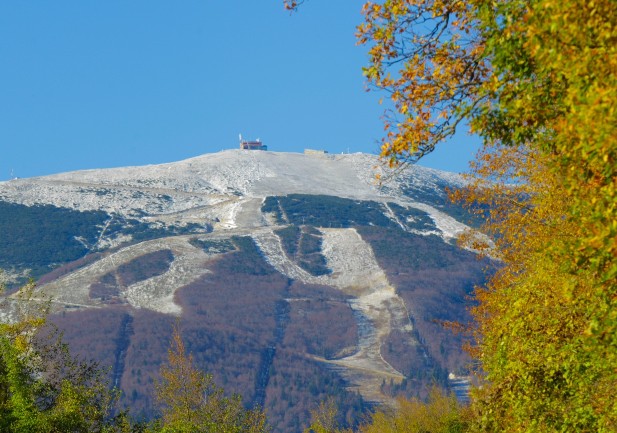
[254,227,413,405]
[1,150,480,406]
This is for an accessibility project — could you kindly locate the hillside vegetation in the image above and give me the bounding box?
[348,0,616,431]
[1,0,613,431]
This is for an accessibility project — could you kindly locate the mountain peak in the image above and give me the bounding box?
[0,150,465,217]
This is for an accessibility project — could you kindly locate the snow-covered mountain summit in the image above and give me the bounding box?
[0,150,465,220]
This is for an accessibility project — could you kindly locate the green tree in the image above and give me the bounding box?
[0,279,130,432]
[350,0,616,431]
[152,324,269,433]
[304,388,468,433]
[280,0,616,431]
[360,388,469,433]
[304,398,352,433]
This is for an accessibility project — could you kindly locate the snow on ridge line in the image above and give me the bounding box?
[0,151,469,222]
[8,150,464,186]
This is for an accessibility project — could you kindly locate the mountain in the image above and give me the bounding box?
[0,150,488,432]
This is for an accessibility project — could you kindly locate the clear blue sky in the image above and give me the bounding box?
[0,1,480,180]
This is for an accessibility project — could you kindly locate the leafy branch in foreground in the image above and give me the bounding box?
[353,0,616,431]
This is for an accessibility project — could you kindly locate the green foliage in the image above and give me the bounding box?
[221,237,276,276]
[117,250,174,287]
[264,195,397,229]
[398,184,481,228]
[0,280,127,432]
[188,238,235,255]
[359,388,470,433]
[119,221,209,243]
[151,324,269,433]
[356,0,617,431]
[275,225,330,276]
[0,201,208,283]
[305,388,469,433]
[0,201,109,278]
[304,398,350,433]
[358,227,455,271]
[274,226,301,257]
[89,250,174,301]
[261,197,283,223]
[467,1,616,431]
[387,203,436,232]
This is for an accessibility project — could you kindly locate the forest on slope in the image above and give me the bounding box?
[1,0,615,432]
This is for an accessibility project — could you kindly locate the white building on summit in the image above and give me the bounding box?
[239,134,267,151]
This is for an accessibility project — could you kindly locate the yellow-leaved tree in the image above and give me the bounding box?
[290,0,616,431]
[0,279,128,433]
[355,0,616,431]
[152,324,269,433]
[304,387,469,433]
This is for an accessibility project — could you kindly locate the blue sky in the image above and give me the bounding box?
[0,1,480,180]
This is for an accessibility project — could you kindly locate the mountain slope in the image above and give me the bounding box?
[0,150,487,432]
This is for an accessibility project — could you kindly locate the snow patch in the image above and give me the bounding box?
[253,227,416,405]
[34,236,216,315]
